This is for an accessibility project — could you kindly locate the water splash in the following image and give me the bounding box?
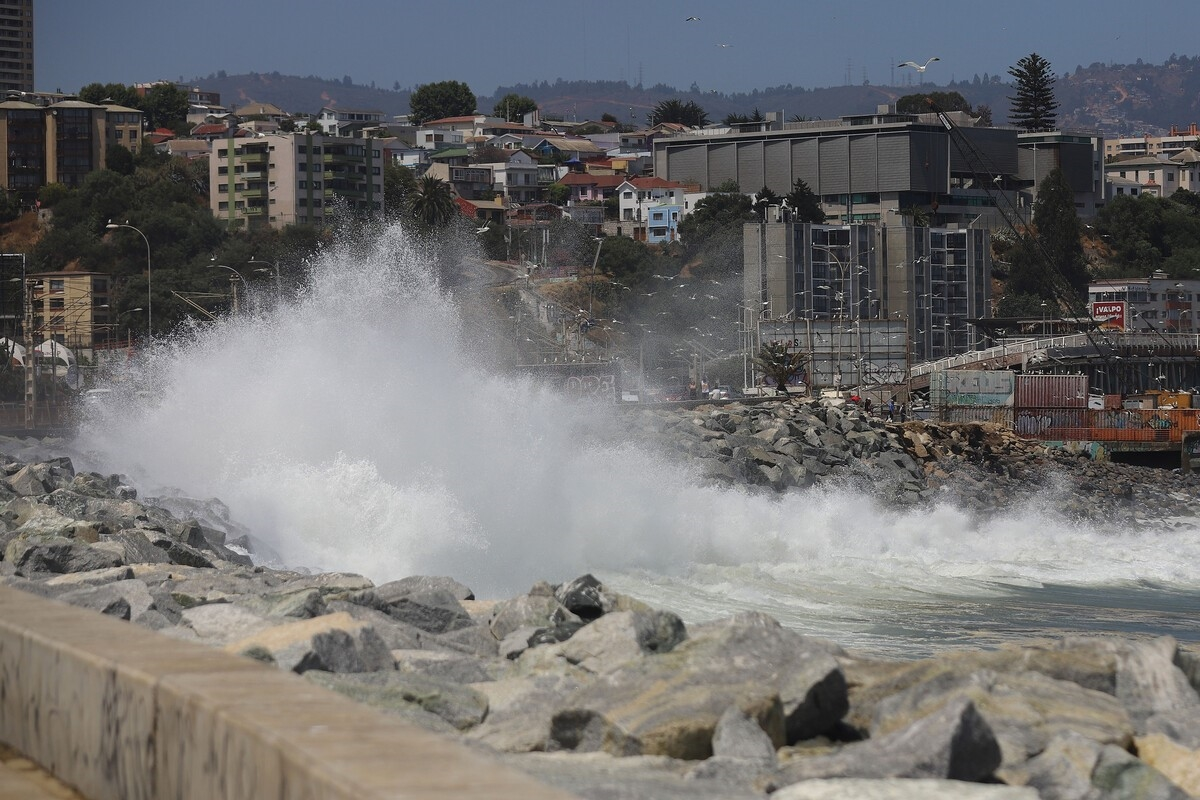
[72,223,1200,650]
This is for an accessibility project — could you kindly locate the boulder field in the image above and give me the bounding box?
[2,400,1200,799]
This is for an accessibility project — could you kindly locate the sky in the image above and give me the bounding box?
[37,0,1195,98]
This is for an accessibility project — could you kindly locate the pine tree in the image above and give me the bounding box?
[1007,53,1059,131]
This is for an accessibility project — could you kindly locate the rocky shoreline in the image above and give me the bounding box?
[3,400,1200,799]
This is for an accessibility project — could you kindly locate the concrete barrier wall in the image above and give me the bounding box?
[0,586,578,800]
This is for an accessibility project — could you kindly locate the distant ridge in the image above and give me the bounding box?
[189,56,1200,137]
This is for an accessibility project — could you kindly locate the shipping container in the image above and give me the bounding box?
[1014,374,1089,409]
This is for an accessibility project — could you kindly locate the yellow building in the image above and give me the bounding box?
[27,271,112,354]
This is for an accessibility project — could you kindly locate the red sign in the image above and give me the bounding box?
[1092,301,1126,331]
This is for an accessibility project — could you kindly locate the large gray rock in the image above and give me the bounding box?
[501,751,764,800]
[222,611,394,674]
[547,615,847,759]
[1092,741,1192,800]
[90,530,171,566]
[56,578,156,622]
[870,669,1134,769]
[373,574,473,602]
[468,671,594,753]
[350,585,475,634]
[5,535,123,574]
[772,697,1000,786]
[489,583,582,641]
[1113,636,1200,746]
[304,669,489,731]
[534,609,687,676]
[180,602,273,644]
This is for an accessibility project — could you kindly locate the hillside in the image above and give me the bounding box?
[190,55,1200,136]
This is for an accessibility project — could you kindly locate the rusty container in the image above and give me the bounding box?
[1014,374,1089,409]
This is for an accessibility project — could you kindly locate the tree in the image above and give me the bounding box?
[1033,167,1088,295]
[785,178,825,223]
[1000,168,1087,304]
[409,80,476,126]
[896,91,972,115]
[546,183,570,205]
[753,340,806,397]
[493,93,537,122]
[77,82,139,108]
[105,144,135,176]
[140,83,189,133]
[751,185,780,219]
[1007,53,1059,131]
[648,99,708,128]
[407,174,457,228]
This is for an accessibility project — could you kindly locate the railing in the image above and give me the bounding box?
[912,333,1200,378]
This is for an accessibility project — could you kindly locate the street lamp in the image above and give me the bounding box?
[248,256,282,303]
[209,262,248,315]
[105,221,151,342]
[588,237,603,318]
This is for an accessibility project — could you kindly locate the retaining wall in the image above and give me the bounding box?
[0,586,577,800]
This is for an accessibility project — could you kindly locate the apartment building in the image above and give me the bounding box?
[316,107,385,137]
[27,271,113,352]
[104,103,144,153]
[1104,125,1200,161]
[0,0,33,95]
[1102,149,1200,198]
[209,132,385,229]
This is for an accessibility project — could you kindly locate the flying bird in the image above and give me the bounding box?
[898,57,940,73]
[475,224,490,234]
[717,43,732,48]
[685,16,700,21]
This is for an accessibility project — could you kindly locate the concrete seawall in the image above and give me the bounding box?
[0,586,578,800]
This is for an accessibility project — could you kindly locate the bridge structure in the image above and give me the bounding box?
[908,331,1200,455]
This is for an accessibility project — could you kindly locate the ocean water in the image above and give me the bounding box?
[72,224,1200,658]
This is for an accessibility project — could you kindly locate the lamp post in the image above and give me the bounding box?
[248,257,282,303]
[209,262,248,315]
[588,237,603,318]
[105,221,151,342]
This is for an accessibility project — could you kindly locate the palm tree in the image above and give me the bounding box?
[408,175,457,228]
[754,340,806,397]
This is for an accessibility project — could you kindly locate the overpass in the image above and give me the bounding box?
[909,332,1200,394]
[907,332,1200,455]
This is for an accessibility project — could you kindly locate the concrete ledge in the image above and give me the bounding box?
[0,586,578,800]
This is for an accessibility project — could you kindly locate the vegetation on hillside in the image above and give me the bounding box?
[22,154,326,340]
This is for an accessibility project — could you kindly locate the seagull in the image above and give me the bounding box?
[475,223,490,234]
[685,16,700,21]
[717,43,732,48]
[898,57,940,73]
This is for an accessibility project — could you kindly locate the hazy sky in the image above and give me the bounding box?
[38,0,1191,97]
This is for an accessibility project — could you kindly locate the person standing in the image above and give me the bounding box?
[887,397,896,421]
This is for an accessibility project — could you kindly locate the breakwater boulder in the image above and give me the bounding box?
[2,410,1200,798]
[622,398,1200,526]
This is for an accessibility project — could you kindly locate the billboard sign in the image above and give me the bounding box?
[1091,301,1126,331]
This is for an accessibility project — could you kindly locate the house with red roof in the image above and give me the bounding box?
[557,172,625,203]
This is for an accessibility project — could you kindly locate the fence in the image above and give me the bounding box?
[939,404,1200,445]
